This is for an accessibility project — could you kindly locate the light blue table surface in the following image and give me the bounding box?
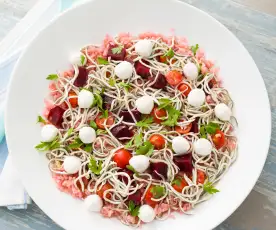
[1,0,276,229]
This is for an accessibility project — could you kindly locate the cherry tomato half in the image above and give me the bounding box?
[177,83,191,97]
[96,182,113,199]
[159,55,176,64]
[212,130,226,149]
[144,185,158,207]
[68,91,78,108]
[113,149,132,169]
[165,70,183,86]
[175,120,192,134]
[172,177,188,193]
[95,112,115,129]
[149,134,166,150]
[151,107,167,124]
[197,170,206,184]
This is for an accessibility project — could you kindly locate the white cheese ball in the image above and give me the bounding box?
[215,103,232,121]
[63,156,82,174]
[79,127,96,144]
[135,40,153,58]
[84,194,103,212]
[172,136,190,155]
[129,155,150,173]
[78,89,94,108]
[138,205,156,223]
[114,61,133,80]
[183,62,198,80]
[41,124,58,142]
[135,96,154,114]
[187,89,205,107]
[194,138,212,156]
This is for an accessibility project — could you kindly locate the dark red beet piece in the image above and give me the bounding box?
[111,124,133,139]
[149,73,167,89]
[118,169,134,184]
[103,95,114,110]
[128,189,142,205]
[191,119,199,133]
[107,45,126,61]
[135,60,150,78]
[150,162,168,180]
[174,154,193,173]
[48,106,65,127]
[73,66,88,87]
[119,109,142,123]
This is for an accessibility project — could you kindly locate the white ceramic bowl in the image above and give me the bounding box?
[5,0,271,229]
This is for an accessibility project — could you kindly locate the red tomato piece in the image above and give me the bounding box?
[95,112,115,129]
[175,120,192,134]
[113,149,132,169]
[151,107,167,124]
[197,170,206,184]
[177,83,192,97]
[165,70,183,86]
[149,134,166,150]
[172,177,188,193]
[96,182,113,199]
[212,130,226,149]
[68,91,78,108]
[144,185,158,207]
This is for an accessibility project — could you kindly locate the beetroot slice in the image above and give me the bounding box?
[128,189,142,205]
[111,124,133,139]
[107,45,126,61]
[149,73,167,89]
[173,154,193,173]
[73,66,88,87]
[191,119,199,133]
[118,169,133,184]
[48,106,65,127]
[134,60,150,78]
[119,109,142,123]
[150,162,168,180]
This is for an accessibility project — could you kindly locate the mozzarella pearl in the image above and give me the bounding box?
[41,124,58,142]
[129,155,150,173]
[84,194,103,212]
[138,205,156,223]
[183,62,198,80]
[63,156,82,174]
[78,89,94,108]
[135,40,153,58]
[135,96,154,114]
[70,53,86,66]
[215,103,232,121]
[79,127,96,144]
[194,138,212,156]
[172,136,190,155]
[114,61,133,80]
[187,89,205,107]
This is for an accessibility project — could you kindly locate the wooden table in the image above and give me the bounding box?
[0,0,276,229]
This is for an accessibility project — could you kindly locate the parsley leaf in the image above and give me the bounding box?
[35,138,60,151]
[97,57,109,65]
[161,105,180,127]
[128,200,140,217]
[172,177,182,186]
[66,128,74,137]
[203,181,220,194]
[191,44,199,56]
[136,141,154,156]
[37,115,46,124]
[46,74,58,80]
[90,120,98,130]
[108,78,116,87]
[80,55,86,65]
[200,125,207,138]
[150,185,165,199]
[68,138,83,149]
[205,122,220,134]
[165,48,174,58]
[100,110,109,119]
[88,157,103,175]
[125,133,143,149]
[158,98,173,109]
[93,91,103,110]
[136,116,153,128]
[111,45,123,54]
[126,165,138,174]
[83,145,92,153]
[118,82,131,92]
[96,129,107,135]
